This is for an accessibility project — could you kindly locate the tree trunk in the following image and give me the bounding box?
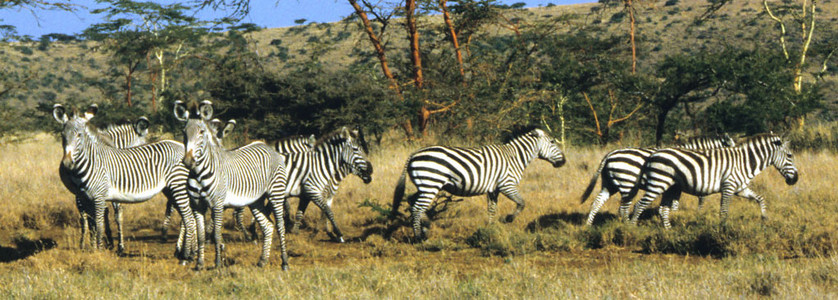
[348,0,400,95]
[406,0,428,137]
[625,0,637,74]
[440,0,465,80]
[348,0,414,137]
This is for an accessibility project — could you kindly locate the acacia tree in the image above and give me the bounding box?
[86,1,209,112]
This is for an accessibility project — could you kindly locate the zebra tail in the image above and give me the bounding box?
[580,155,609,204]
[390,165,408,220]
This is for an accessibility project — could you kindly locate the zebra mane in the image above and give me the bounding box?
[84,122,118,147]
[740,133,783,145]
[314,129,348,149]
[501,125,543,144]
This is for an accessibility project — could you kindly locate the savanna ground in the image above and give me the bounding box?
[1,132,837,298]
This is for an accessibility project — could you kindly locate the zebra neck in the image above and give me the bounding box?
[319,146,348,183]
[503,138,538,167]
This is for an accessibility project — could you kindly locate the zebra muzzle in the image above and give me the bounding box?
[785,172,799,185]
[183,150,195,168]
[62,150,74,169]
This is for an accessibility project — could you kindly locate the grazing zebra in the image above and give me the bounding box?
[58,115,150,249]
[391,128,566,241]
[174,100,290,270]
[630,133,799,228]
[580,134,737,226]
[284,127,373,243]
[53,104,197,259]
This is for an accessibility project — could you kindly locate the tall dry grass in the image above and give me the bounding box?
[0,132,836,298]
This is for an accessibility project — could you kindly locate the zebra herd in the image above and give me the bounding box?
[52,101,799,271]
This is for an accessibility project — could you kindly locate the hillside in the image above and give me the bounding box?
[0,0,835,116]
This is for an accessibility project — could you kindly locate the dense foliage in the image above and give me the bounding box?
[0,0,835,149]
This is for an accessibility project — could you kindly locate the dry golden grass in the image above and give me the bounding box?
[1,132,836,298]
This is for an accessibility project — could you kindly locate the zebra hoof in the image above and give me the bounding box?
[257,260,267,268]
[503,215,516,223]
[281,264,289,271]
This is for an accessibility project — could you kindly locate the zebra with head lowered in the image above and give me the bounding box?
[392,128,566,241]
[58,113,151,250]
[283,127,373,243]
[580,134,736,226]
[53,104,197,259]
[174,100,290,270]
[630,133,798,228]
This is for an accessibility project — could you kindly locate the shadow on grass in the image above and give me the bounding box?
[0,237,57,263]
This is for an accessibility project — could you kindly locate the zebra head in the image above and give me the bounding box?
[174,100,217,169]
[53,104,99,169]
[766,135,799,185]
[531,129,566,168]
[208,118,236,147]
[325,126,373,184]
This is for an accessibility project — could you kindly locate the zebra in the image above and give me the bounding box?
[580,134,737,226]
[630,133,798,228]
[283,126,373,243]
[53,104,198,259]
[174,100,290,270]
[160,118,239,242]
[58,115,150,249]
[391,128,566,241]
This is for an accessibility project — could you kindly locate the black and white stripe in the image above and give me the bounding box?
[53,104,197,260]
[392,128,566,241]
[284,127,372,243]
[580,134,736,226]
[175,100,290,270]
[631,133,799,228]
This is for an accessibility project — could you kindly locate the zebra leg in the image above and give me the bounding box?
[671,199,680,212]
[292,198,311,234]
[193,206,207,269]
[697,196,706,211]
[249,201,274,267]
[113,202,125,254]
[268,193,289,271]
[499,186,525,223]
[412,187,439,242]
[486,191,499,222]
[161,199,175,242]
[719,185,736,222]
[658,189,681,229]
[737,187,767,220]
[630,191,660,225]
[92,199,108,250]
[75,195,91,249]
[587,189,612,226]
[211,203,225,268]
[162,181,197,262]
[315,195,344,243]
[233,207,253,241]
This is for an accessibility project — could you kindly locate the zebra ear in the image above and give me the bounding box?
[222,120,236,138]
[53,104,68,124]
[83,104,98,121]
[307,134,316,148]
[134,117,150,137]
[199,100,213,120]
[173,100,189,122]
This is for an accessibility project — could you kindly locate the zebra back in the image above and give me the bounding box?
[274,134,316,154]
[98,117,150,148]
[675,133,736,150]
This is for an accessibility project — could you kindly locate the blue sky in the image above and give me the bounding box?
[1,0,593,38]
